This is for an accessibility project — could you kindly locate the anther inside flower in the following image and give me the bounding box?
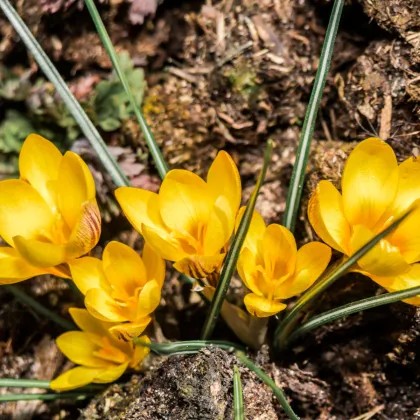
[0,134,101,284]
[115,151,241,281]
[237,209,331,317]
[308,137,420,304]
[50,308,150,391]
[69,241,165,340]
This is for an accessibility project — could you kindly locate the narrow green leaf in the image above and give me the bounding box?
[282,0,345,232]
[134,339,244,355]
[5,285,76,331]
[84,0,168,180]
[274,207,413,350]
[0,392,92,402]
[201,140,274,340]
[235,351,299,420]
[288,285,420,345]
[233,365,244,420]
[0,379,51,389]
[0,0,129,188]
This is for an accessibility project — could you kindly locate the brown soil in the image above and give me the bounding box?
[0,0,419,419]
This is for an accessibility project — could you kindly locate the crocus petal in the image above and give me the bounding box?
[142,225,187,261]
[85,288,127,323]
[143,243,165,287]
[131,336,151,368]
[66,200,101,259]
[235,208,266,256]
[243,293,286,317]
[68,257,110,296]
[276,242,331,299]
[58,151,96,231]
[350,225,410,277]
[159,170,213,236]
[19,134,63,212]
[103,241,147,294]
[0,180,53,246]
[342,138,398,229]
[13,236,66,268]
[50,366,104,392]
[136,279,161,318]
[55,331,111,368]
[237,247,262,296]
[93,362,129,384]
[108,318,152,341]
[69,308,114,336]
[115,187,165,235]
[0,247,49,284]
[308,180,351,254]
[263,224,297,279]
[207,151,241,212]
[173,254,225,279]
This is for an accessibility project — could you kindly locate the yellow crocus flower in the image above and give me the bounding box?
[50,308,150,391]
[115,151,241,280]
[308,137,420,304]
[69,241,165,340]
[0,134,101,284]
[237,210,331,317]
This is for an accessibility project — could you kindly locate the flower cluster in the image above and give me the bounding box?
[2,134,419,390]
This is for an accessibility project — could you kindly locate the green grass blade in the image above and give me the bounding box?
[4,285,76,331]
[0,392,92,402]
[0,0,129,188]
[233,365,244,420]
[134,339,244,355]
[274,207,413,350]
[288,285,420,345]
[0,379,51,389]
[282,0,345,232]
[235,351,299,420]
[200,140,274,340]
[84,0,168,180]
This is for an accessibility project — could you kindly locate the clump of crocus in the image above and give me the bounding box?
[0,134,101,284]
[237,210,331,317]
[50,308,150,391]
[69,241,165,340]
[115,151,241,281]
[308,137,420,304]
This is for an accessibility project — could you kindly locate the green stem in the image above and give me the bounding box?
[233,365,244,420]
[282,0,345,232]
[288,285,420,345]
[84,0,168,180]
[235,351,299,420]
[201,140,273,340]
[4,285,76,331]
[274,208,412,350]
[0,0,129,187]
[0,392,92,402]
[0,379,50,389]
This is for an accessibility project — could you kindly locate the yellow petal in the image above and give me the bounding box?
[103,241,147,295]
[263,224,297,279]
[173,254,225,278]
[243,293,286,317]
[142,225,187,261]
[50,366,104,392]
[66,200,101,259]
[0,247,48,284]
[342,138,398,229]
[115,187,165,235]
[19,134,63,211]
[108,318,152,341]
[13,236,66,267]
[68,257,109,296]
[143,243,165,287]
[235,208,266,256]
[85,288,127,323]
[276,242,331,299]
[0,180,53,246]
[58,151,96,231]
[93,362,129,384]
[159,170,213,236]
[131,336,151,368]
[237,247,262,296]
[207,151,241,212]
[69,308,114,335]
[56,331,111,367]
[136,279,161,318]
[308,180,351,254]
[350,224,410,277]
